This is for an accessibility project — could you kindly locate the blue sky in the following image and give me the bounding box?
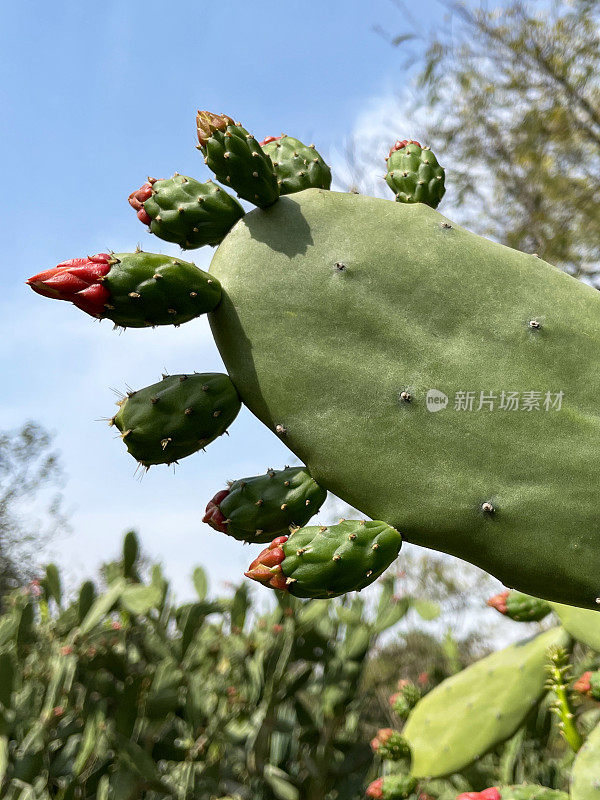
[1,0,498,606]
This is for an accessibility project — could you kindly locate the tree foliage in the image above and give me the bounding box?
[0,422,67,602]
[385,0,600,281]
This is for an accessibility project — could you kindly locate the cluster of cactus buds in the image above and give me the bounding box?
[390,679,421,718]
[370,728,410,760]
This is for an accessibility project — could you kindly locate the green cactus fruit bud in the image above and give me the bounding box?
[203,466,327,543]
[366,774,417,799]
[245,519,402,599]
[196,111,279,208]
[28,251,220,328]
[572,718,600,800]
[260,135,332,195]
[128,176,244,249]
[574,669,600,700]
[371,728,411,760]
[385,140,445,209]
[487,590,551,622]
[390,680,421,718]
[112,373,241,467]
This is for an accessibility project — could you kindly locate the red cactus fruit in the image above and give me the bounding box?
[574,671,593,694]
[259,135,284,146]
[366,778,384,799]
[203,489,231,533]
[389,139,422,156]
[486,591,509,614]
[457,788,501,800]
[128,178,157,225]
[370,728,394,753]
[27,254,112,317]
[244,536,289,591]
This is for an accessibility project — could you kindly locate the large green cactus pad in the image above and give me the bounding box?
[401,627,569,778]
[571,720,600,800]
[550,602,600,652]
[209,189,600,608]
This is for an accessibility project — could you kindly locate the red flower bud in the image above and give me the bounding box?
[486,591,510,614]
[389,139,422,156]
[203,489,231,533]
[244,536,289,591]
[260,135,284,146]
[196,111,235,149]
[128,178,157,225]
[574,671,593,695]
[27,254,112,317]
[366,778,384,799]
[457,788,501,800]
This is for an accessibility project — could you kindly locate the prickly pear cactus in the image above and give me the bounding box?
[27,108,600,606]
[571,720,600,800]
[28,251,220,327]
[401,627,570,778]
[385,140,445,208]
[203,466,327,543]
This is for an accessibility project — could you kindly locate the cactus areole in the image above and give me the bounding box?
[26,109,600,608]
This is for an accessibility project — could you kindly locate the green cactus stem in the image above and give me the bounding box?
[546,646,583,752]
